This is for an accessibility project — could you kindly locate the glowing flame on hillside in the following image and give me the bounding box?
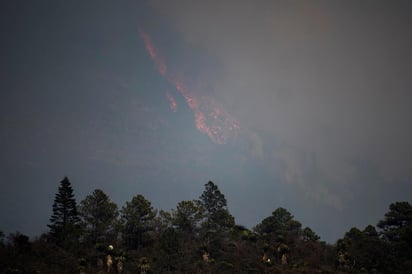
[138,28,240,144]
[138,28,167,76]
[166,92,177,112]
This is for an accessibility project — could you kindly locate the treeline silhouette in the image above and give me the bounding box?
[1,177,411,273]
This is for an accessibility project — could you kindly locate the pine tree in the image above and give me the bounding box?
[48,176,81,249]
[79,189,119,245]
[377,201,412,270]
[120,194,157,249]
[198,181,235,261]
[199,181,234,232]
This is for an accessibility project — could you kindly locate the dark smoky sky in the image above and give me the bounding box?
[1,0,411,242]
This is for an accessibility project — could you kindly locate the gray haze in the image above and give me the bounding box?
[1,1,411,243]
[152,0,412,208]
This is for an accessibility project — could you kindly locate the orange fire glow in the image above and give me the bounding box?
[166,92,177,112]
[138,28,167,76]
[139,28,240,144]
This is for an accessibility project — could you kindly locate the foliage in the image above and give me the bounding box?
[47,176,81,250]
[120,194,157,249]
[199,181,235,232]
[254,207,302,240]
[378,201,412,244]
[1,177,411,273]
[336,226,391,272]
[172,200,203,233]
[302,226,320,242]
[79,189,119,245]
[377,201,412,272]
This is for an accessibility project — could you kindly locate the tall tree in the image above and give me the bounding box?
[48,176,81,249]
[198,181,235,262]
[172,200,203,234]
[337,226,390,273]
[120,194,157,249]
[254,207,302,240]
[377,201,412,270]
[302,226,320,242]
[199,181,235,232]
[79,189,119,245]
[378,201,412,243]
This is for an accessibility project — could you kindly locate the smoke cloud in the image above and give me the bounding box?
[151,0,412,209]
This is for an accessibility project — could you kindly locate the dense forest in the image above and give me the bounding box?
[1,177,411,273]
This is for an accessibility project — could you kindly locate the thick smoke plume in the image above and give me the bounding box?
[151,0,412,209]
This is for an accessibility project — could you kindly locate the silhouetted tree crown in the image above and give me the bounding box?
[120,194,157,249]
[2,178,411,274]
[377,201,412,267]
[79,189,119,245]
[47,176,81,248]
[302,227,320,242]
[199,181,235,232]
[378,201,412,242]
[254,207,302,238]
[172,200,203,233]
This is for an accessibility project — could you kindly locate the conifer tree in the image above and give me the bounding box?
[48,176,81,249]
[79,189,119,245]
[120,194,157,249]
[199,181,234,232]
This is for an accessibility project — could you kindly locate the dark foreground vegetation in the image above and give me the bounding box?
[1,177,411,273]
